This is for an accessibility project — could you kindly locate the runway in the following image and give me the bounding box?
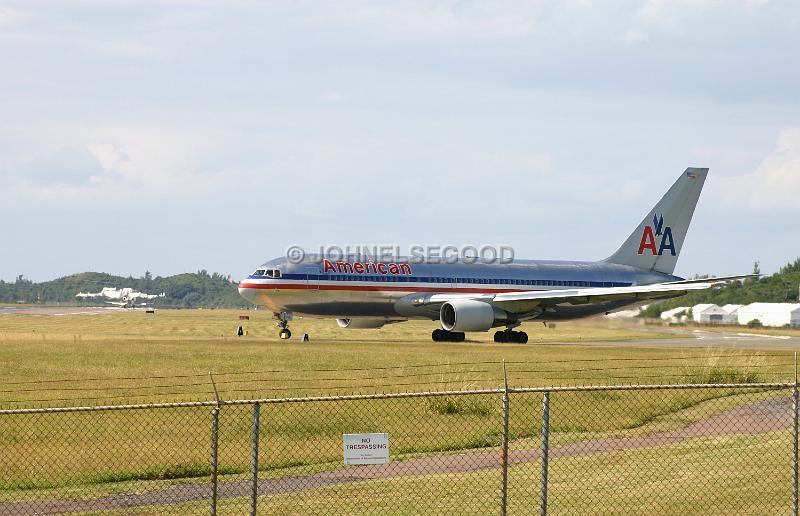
[606,327,800,350]
[0,306,116,316]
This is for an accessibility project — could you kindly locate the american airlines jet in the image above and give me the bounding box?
[239,168,747,343]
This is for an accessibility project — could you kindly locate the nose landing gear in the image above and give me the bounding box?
[275,311,293,340]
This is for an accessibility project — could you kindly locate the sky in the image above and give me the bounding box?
[1,0,798,282]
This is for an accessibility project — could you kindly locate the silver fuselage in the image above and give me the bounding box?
[238,256,679,322]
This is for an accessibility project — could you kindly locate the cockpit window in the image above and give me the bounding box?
[254,269,266,276]
[273,270,281,278]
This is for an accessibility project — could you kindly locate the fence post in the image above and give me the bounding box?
[500,361,510,516]
[540,391,550,516]
[251,403,261,516]
[209,372,222,516]
[793,352,798,516]
[210,407,220,516]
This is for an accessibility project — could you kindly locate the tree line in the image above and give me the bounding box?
[0,270,250,308]
[640,258,800,318]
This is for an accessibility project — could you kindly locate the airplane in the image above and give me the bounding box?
[76,287,166,308]
[239,168,751,342]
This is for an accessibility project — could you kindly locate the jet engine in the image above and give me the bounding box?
[440,300,508,332]
[336,317,394,329]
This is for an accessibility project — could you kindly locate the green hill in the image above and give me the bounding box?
[0,271,249,308]
[641,258,800,317]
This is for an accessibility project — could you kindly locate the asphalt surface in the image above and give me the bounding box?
[0,306,120,316]
[608,327,800,350]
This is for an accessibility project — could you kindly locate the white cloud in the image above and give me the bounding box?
[717,128,800,213]
[637,0,721,31]
[623,28,650,45]
[2,124,243,204]
[320,91,345,103]
[0,6,31,26]
[309,1,548,38]
[21,145,107,186]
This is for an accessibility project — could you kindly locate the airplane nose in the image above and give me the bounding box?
[238,282,254,301]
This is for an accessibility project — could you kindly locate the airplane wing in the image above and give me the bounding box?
[128,292,165,300]
[418,281,719,316]
[75,292,101,298]
[662,274,758,285]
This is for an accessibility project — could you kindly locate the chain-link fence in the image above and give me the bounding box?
[1,382,798,514]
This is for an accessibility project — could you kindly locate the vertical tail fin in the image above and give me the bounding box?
[604,167,708,275]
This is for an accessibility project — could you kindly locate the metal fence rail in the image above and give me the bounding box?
[0,381,798,515]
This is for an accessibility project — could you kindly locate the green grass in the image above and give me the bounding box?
[0,309,790,405]
[0,309,794,509]
[79,430,791,515]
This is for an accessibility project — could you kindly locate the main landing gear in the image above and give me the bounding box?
[276,311,293,340]
[432,329,465,342]
[494,329,528,344]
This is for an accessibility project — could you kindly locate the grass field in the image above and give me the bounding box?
[0,309,792,407]
[0,309,796,512]
[71,427,790,515]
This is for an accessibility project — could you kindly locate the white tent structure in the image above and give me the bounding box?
[737,303,800,328]
[721,304,744,325]
[660,306,690,323]
[605,308,642,319]
[692,304,728,324]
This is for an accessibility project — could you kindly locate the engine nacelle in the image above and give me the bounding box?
[336,317,391,329]
[440,300,507,332]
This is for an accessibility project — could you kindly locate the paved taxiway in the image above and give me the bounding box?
[0,306,116,316]
[607,327,800,350]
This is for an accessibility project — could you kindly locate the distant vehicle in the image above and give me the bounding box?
[239,168,752,342]
[76,287,165,308]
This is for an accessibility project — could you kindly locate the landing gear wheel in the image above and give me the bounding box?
[494,330,528,343]
[432,329,465,342]
[275,311,294,341]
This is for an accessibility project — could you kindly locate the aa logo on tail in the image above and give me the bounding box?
[637,213,676,256]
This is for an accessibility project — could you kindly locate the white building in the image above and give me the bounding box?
[721,304,744,325]
[660,306,690,323]
[737,303,800,328]
[605,308,642,319]
[692,303,728,324]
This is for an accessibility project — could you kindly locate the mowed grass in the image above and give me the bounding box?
[81,431,791,515]
[253,433,790,516]
[0,309,689,407]
[0,306,675,340]
[0,309,791,405]
[0,309,794,505]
